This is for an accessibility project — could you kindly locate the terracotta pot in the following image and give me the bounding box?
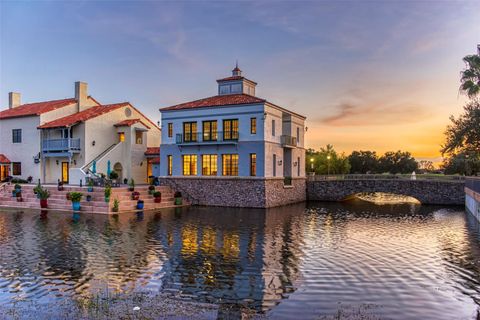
[40,199,48,208]
[154,197,161,203]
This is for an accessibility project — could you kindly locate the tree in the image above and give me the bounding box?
[348,151,379,173]
[441,100,480,155]
[441,151,480,175]
[378,151,418,174]
[418,160,435,173]
[460,46,480,99]
[306,144,351,175]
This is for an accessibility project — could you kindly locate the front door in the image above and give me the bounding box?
[147,160,152,183]
[62,162,69,184]
[0,165,9,181]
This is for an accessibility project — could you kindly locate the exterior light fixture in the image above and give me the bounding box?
[56,160,59,165]
[92,141,96,146]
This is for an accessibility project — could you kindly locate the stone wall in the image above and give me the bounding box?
[307,179,465,205]
[159,177,306,208]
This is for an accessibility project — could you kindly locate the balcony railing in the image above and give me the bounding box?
[281,135,297,148]
[42,138,81,152]
[176,132,239,145]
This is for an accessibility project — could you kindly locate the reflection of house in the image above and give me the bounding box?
[0,82,160,184]
[159,65,307,207]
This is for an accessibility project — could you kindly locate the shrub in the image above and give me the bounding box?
[112,199,120,212]
[69,192,83,202]
[129,179,135,189]
[153,191,161,198]
[105,185,112,198]
[109,171,119,179]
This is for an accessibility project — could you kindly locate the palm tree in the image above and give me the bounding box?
[460,45,480,99]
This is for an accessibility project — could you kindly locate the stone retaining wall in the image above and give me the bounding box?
[307,179,465,205]
[159,177,306,208]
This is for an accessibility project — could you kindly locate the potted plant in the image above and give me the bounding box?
[27,176,33,183]
[14,184,21,192]
[104,185,112,203]
[17,196,23,202]
[58,181,64,191]
[11,189,17,197]
[86,194,92,202]
[131,191,140,200]
[33,181,42,198]
[69,192,83,211]
[109,171,118,181]
[153,191,161,203]
[137,199,144,210]
[128,179,135,192]
[112,199,120,213]
[38,187,50,208]
[174,191,182,205]
[148,185,155,195]
[15,189,22,198]
[87,179,94,192]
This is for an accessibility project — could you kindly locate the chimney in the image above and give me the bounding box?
[8,92,21,109]
[75,81,88,112]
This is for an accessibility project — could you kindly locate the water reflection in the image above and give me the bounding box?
[0,201,478,319]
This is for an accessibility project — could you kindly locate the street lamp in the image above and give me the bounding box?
[327,155,331,175]
[310,158,314,172]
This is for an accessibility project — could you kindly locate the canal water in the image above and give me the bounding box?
[0,200,478,319]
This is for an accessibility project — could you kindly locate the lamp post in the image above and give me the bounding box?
[310,158,314,173]
[327,155,331,175]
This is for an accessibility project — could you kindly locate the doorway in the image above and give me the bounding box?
[61,162,69,184]
[0,165,9,181]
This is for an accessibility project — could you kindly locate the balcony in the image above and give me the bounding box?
[281,135,297,148]
[42,138,81,156]
[176,132,239,145]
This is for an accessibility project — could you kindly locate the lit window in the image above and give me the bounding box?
[183,122,197,142]
[222,154,238,176]
[250,154,256,176]
[12,162,21,175]
[12,129,22,143]
[135,131,143,144]
[118,132,125,142]
[223,119,239,141]
[250,118,256,134]
[202,155,218,176]
[182,155,197,175]
[167,155,172,176]
[203,121,217,141]
[168,123,173,138]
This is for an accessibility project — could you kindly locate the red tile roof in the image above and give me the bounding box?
[216,76,257,84]
[160,94,265,111]
[0,154,11,163]
[38,103,129,129]
[0,98,77,120]
[145,147,160,156]
[114,118,151,129]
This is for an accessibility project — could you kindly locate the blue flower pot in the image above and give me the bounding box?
[88,187,93,192]
[12,190,17,197]
[72,202,81,211]
[137,202,144,210]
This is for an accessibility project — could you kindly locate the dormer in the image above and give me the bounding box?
[216,64,257,96]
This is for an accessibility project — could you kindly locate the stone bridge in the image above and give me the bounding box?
[307,175,465,205]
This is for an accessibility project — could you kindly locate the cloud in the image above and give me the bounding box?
[318,101,431,127]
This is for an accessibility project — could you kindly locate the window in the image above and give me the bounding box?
[118,132,125,142]
[182,155,197,175]
[219,85,230,95]
[250,118,256,134]
[272,120,276,136]
[297,157,301,176]
[202,121,217,141]
[167,155,172,176]
[250,154,256,176]
[223,119,239,141]
[12,129,21,143]
[296,127,300,144]
[273,154,277,177]
[12,162,21,175]
[168,123,173,138]
[202,155,218,176]
[222,154,239,176]
[183,122,197,142]
[135,131,143,144]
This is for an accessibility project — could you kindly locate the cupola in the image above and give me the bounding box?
[216,63,257,96]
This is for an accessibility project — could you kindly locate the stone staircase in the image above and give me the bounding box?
[0,184,186,214]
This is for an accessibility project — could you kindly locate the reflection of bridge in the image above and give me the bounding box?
[307,175,465,205]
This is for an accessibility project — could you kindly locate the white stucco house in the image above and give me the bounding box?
[158,65,306,208]
[0,82,161,185]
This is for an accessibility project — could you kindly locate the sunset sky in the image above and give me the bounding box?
[1,1,479,164]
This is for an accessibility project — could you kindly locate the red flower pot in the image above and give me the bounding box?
[40,200,48,208]
[154,197,161,203]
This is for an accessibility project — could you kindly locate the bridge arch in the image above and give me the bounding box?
[307,177,465,205]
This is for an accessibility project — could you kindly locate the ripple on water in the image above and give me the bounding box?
[0,202,479,319]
